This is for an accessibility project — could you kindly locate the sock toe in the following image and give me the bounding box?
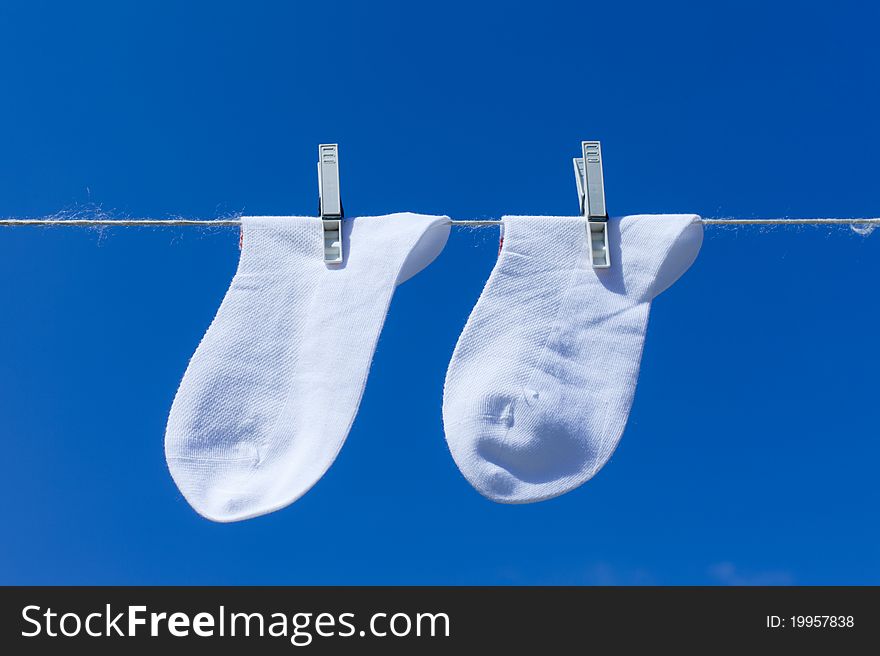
[449,399,609,503]
[165,453,264,522]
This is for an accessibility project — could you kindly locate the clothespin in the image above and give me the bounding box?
[573,140,610,268]
[318,144,343,263]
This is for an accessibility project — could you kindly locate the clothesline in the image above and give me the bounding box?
[0,217,879,227]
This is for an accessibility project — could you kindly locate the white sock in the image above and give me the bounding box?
[443,214,702,503]
[166,212,450,522]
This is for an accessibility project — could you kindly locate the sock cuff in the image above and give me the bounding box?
[238,216,323,275]
[500,214,703,302]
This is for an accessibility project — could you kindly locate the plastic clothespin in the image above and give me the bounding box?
[573,140,610,268]
[318,144,343,263]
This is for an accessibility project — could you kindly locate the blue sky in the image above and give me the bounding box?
[1,1,878,584]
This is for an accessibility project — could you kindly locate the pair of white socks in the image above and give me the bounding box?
[166,212,702,521]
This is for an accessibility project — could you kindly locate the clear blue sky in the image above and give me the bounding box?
[1,1,877,585]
